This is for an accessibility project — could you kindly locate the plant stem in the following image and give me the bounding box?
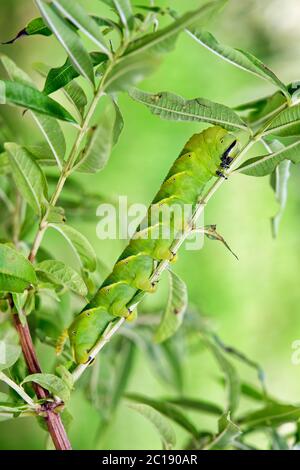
[12,311,71,450]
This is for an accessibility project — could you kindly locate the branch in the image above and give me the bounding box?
[12,309,71,450]
[10,56,119,450]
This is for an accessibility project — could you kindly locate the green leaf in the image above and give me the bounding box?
[0,152,10,175]
[0,340,21,371]
[126,393,199,438]
[129,402,176,450]
[139,329,184,393]
[206,413,241,450]
[0,244,37,293]
[241,92,287,130]
[49,223,97,272]
[111,341,136,410]
[64,80,87,117]
[53,0,111,57]
[0,55,67,168]
[100,0,134,33]
[22,373,71,403]
[240,382,268,403]
[36,0,95,86]
[31,113,66,170]
[35,260,88,296]
[271,161,291,238]
[0,54,33,87]
[56,365,74,391]
[105,54,161,93]
[75,98,123,173]
[0,80,76,123]
[202,335,240,414]
[271,430,290,450]
[0,116,13,153]
[2,17,52,44]
[166,397,222,416]
[240,404,300,429]
[5,143,47,216]
[154,270,188,343]
[124,3,222,59]
[238,139,300,177]
[43,52,107,95]
[263,104,300,137]
[34,61,87,117]
[186,30,290,99]
[129,88,248,132]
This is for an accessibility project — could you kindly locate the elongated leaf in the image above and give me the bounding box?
[2,17,52,44]
[202,335,240,414]
[266,140,291,237]
[100,0,134,32]
[154,270,188,343]
[36,0,95,86]
[240,382,268,403]
[240,404,300,429]
[64,80,87,117]
[239,139,300,176]
[271,430,290,450]
[126,393,199,438]
[129,403,176,450]
[0,340,21,371]
[0,152,10,175]
[31,113,66,170]
[206,413,241,450]
[139,328,184,393]
[105,54,161,93]
[124,3,222,59]
[43,52,106,95]
[34,61,87,117]
[0,116,13,153]
[49,223,97,272]
[22,373,71,403]
[271,160,291,237]
[111,341,136,410]
[263,104,300,137]
[75,98,123,173]
[186,30,289,99]
[53,0,110,56]
[166,397,222,416]
[4,15,120,45]
[0,80,75,123]
[5,143,47,216]
[0,244,37,293]
[0,55,67,168]
[237,92,287,132]
[129,88,248,131]
[0,54,33,87]
[35,260,88,296]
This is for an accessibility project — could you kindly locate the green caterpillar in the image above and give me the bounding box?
[69,126,238,364]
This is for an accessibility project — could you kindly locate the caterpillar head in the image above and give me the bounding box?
[211,126,239,165]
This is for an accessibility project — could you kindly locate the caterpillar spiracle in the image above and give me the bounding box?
[69,125,238,364]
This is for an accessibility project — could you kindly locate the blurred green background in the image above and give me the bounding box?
[0,0,300,450]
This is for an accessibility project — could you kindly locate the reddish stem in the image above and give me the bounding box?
[12,313,72,450]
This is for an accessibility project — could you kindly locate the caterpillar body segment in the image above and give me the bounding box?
[69,126,238,363]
